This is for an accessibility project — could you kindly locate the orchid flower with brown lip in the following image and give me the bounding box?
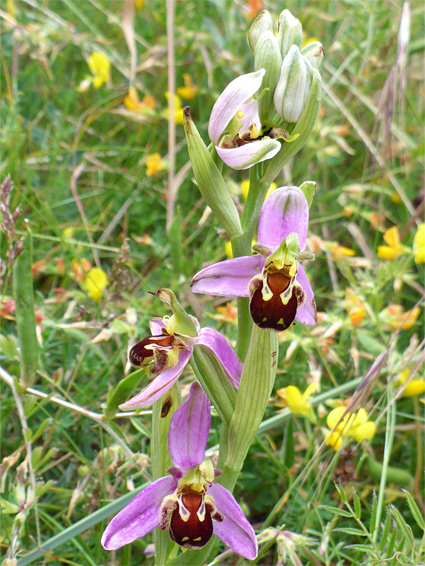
[102,383,257,560]
[191,186,316,331]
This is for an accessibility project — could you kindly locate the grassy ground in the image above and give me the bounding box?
[1,0,424,565]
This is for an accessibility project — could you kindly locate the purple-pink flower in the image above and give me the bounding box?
[119,316,242,410]
[102,383,258,560]
[209,69,281,170]
[191,186,316,331]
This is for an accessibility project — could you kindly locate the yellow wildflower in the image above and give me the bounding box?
[325,406,375,451]
[381,304,420,331]
[413,223,425,264]
[84,267,108,302]
[329,242,356,260]
[88,52,111,88]
[145,153,164,177]
[349,305,365,328]
[176,74,197,100]
[135,0,144,8]
[398,368,425,398]
[124,87,156,113]
[345,288,366,328]
[276,383,317,423]
[377,226,403,260]
[165,92,184,125]
[240,180,277,201]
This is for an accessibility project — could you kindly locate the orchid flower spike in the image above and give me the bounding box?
[191,187,316,331]
[208,69,281,170]
[119,289,242,409]
[102,383,258,560]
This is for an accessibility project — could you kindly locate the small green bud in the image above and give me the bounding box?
[276,9,302,58]
[301,41,325,72]
[274,45,313,124]
[247,9,274,54]
[254,31,282,125]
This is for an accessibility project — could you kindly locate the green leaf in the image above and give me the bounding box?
[104,368,146,419]
[0,333,19,360]
[283,417,295,469]
[319,505,352,518]
[345,544,374,553]
[370,491,378,535]
[334,527,367,537]
[379,513,391,552]
[356,330,385,355]
[353,490,361,520]
[402,490,425,531]
[389,505,414,555]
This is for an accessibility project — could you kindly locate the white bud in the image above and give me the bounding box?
[274,46,312,123]
[254,31,282,125]
[247,10,274,54]
[301,41,325,71]
[276,9,302,58]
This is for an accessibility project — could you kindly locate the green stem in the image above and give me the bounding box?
[152,387,181,566]
[13,227,38,389]
[372,386,396,543]
[232,165,269,361]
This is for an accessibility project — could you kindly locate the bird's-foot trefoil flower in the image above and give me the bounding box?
[119,289,242,409]
[208,69,281,170]
[276,383,317,423]
[377,226,404,260]
[102,383,258,559]
[191,186,316,331]
[325,406,376,451]
[398,368,425,397]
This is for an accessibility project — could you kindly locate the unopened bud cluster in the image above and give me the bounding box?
[248,9,324,126]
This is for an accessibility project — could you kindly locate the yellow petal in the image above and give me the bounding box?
[377,245,398,260]
[413,223,425,264]
[225,241,233,259]
[241,180,250,200]
[88,52,110,86]
[284,386,311,416]
[325,431,344,451]
[383,226,401,248]
[326,406,347,429]
[85,267,108,302]
[146,153,163,177]
[349,305,365,327]
[401,376,425,397]
[352,421,376,442]
[302,383,317,400]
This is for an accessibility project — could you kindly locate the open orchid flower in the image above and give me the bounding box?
[119,290,242,410]
[102,383,258,560]
[191,186,316,331]
[209,69,281,170]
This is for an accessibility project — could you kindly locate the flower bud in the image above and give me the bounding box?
[276,9,302,58]
[301,41,325,71]
[262,68,322,184]
[254,31,282,125]
[247,9,274,54]
[274,45,312,124]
